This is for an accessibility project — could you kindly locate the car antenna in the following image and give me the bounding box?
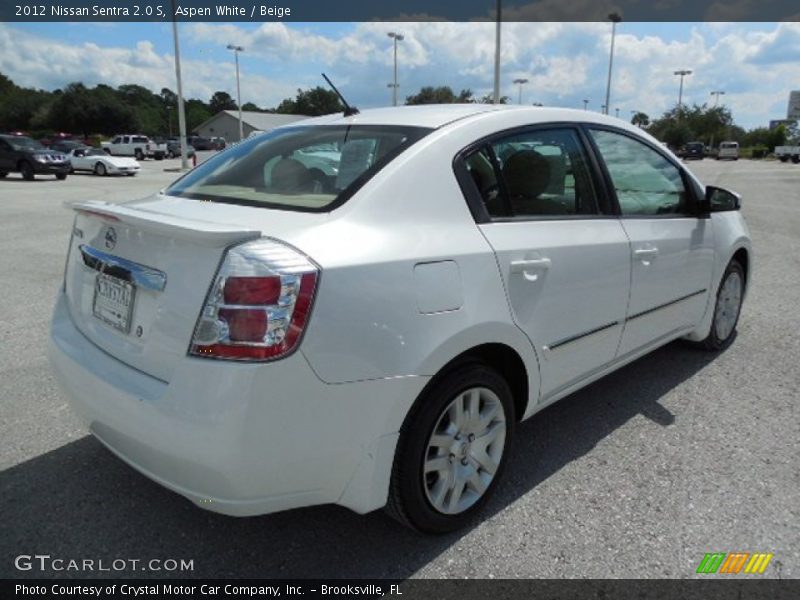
[322,73,359,117]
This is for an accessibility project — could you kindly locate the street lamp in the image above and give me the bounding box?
[601,104,607,113]
[387,32,404,106]
[674,69,692,114]
[583,99,589,110]
[170,0,188,170]
[227,44,245,141]
[493,0,502,104]
[710,90,725,107]
[513,78,529,104]
[604,12,622,116]
[615,107,620,118]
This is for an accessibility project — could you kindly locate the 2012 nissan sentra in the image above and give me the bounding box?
[49,105,751,533]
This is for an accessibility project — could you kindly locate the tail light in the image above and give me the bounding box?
[190,238,319,361]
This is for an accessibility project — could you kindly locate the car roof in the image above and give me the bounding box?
[277,104,645,133]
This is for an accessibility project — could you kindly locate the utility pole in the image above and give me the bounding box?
[387,32,404,106]
[227,44,245,142]
[493,0,502,104]
[604,13,622,115]
[170,0,188,170]
[513,78,529,104]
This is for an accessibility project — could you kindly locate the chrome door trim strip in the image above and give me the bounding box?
[626,289,707,322]
[544,320,620,353]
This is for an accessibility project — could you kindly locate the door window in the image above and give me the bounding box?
[464,128,600,218]
[590,129,689,216]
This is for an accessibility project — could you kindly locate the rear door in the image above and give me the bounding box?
[460,126,631,400]
[0,138,13,171]
[587,127,714,357]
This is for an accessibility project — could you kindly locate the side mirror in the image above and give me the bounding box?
[705,185,741,212]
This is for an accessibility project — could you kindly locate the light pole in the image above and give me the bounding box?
[674,69,692,116]
[170,0,188,170]
[513,78,529,104]
[709,90,725,149]
[387,32,404,106]
[493,0,502,103]
[583,99,589,110]
[601,104,607,113]
[615,107,620,118]
[227,44,244,142]
[604,12,622,115]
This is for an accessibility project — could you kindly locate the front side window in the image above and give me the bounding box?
[464,128,599,218]
[166,125,431,211]
[590,129,689,216]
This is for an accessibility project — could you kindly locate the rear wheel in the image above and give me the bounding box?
[19,161,34,181]
[0,171,7,178]
[55,172,67,180]
[386,362,514,533]
[697,260,745,351]
[134,149,144,161]
[94,162,107,176]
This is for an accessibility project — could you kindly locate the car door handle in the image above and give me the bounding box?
[633,247,659,257]
[510,258,551,281]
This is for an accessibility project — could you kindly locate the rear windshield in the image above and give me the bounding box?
[165,125,432,211]
[720,142,738,148]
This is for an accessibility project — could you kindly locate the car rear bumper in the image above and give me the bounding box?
[48,292,426,516]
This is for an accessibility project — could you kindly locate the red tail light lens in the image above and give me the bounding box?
[189,239,319,361]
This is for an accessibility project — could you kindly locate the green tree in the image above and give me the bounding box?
[275,87,344,116]
[631,111,650,127]
[405,86,475,105]
[241,102,262,112]
[209,91,237,114]
[185,99,212,133]
[477,94,509,104]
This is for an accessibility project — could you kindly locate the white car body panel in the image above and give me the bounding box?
[49,105,752,517]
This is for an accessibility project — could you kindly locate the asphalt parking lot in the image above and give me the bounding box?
[1,156,798,579]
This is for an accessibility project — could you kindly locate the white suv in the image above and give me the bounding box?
[49,105,751,532]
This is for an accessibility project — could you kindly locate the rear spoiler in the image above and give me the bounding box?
[67,200,261,248]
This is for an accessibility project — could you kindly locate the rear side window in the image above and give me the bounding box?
[133,136,148,143]
[166,125,431,211]
[464,128,600,218]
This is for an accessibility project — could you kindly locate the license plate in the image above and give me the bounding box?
[92,273,135,333]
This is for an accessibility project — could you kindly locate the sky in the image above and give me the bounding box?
[1,21,799,129]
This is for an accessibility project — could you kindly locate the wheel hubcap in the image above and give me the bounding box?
[714,271,742,341]
[423,387,506,515]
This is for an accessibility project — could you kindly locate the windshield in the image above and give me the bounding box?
[8,136,44,150]
[166,125,432,211]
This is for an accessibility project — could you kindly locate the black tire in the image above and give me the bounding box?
[19,161,34,181]
[792,156,800,164]
[134,149,144,161]
[55,172,67,180]
[386,362,515,533]
[94,162,107,176]
[779,155,788,163]
[0,171,7,178]
[154,152,164,161]
[167,150,175,159]
[695,260,745,351]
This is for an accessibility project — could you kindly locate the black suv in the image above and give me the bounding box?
[682,141,705,160]
[0,134,70,180]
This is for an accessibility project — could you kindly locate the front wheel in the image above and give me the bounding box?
[19,161,34,181]
[94,162,107,176]
[0,171,8,178]
[386,363,515,533]
[55,172,67,180]
[697,260,745,351]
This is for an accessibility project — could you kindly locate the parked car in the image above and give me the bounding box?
[717,141,739,161]
[49,140,86,154]
[187,135,215,151]
[681,141,705,160]
[0,134,70,180]
[166,140,196,159]
[775,145,800,163]
[49,105,751,533]
[210,136,227,150]
[101,135,166,160]
[67,147,140,176]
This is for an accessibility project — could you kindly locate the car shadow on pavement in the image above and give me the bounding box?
[1,341,720,580]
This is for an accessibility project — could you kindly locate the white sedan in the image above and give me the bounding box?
[49,105,751,533]
[68,147,140,176]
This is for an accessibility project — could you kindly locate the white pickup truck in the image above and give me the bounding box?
[774,145,800,163]
[101,135,166,160]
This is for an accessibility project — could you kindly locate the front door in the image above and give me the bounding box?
[587,128,715,357]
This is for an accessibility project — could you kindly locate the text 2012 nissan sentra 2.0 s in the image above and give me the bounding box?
[49,105,751,533]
